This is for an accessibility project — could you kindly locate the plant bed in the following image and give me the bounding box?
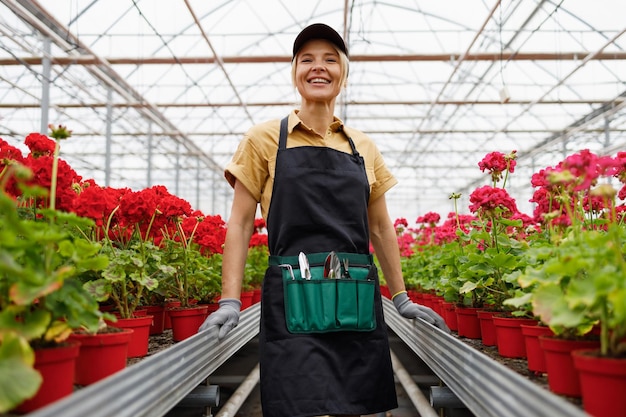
[126,329,177,366]
[457,335,583,409]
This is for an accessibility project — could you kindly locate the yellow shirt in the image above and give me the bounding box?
[225,110,398,220]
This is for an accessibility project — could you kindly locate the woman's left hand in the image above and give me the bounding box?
[393,292,451,333]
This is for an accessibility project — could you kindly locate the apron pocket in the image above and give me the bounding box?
[280,253,376,334]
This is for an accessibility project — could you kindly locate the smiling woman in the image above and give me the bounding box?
[198,23,449,417]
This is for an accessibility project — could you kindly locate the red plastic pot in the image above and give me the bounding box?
[477,310,499,346]
[201,302,220,319]
[240,290,254,310]
[145,304,165,335]
[15,341,80,413]
[379,285,391,299]
[164,299,181,329]
[441,302,458,331]
[455,307,482,339]
[539,336,600,397]
[493,316,537,358]
[169,306,209,341]
[572,348,626,417]
[108,315,153,358]
[521,324,553,373]
[69,328,133,385]
[252,288,262,304]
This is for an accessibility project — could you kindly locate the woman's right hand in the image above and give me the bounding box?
[198,298,242,339]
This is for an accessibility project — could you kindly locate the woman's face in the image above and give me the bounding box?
[293,39,345,104]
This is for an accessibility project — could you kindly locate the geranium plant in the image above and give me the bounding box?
[159,213,225,308]
[452,151,537,313]
[507,150,626,357]
[244,218,269,292]
[0,128,109,412]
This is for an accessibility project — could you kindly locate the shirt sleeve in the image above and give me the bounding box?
[369,148,398,202]
[224,132,270,202]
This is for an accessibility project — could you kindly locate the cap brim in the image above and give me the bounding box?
[292,23,348,59]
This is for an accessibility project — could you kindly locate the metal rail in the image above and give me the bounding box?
[382,299,589,417]
[27,303,260,417]
[26,300,590,417]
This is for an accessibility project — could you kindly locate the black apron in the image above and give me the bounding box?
[259,116,397,417]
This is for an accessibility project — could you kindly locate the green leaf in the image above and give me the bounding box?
[0,357,42,413]
[459,281,478,294]
[83,278,111,301]
[533,283,587,329]
[567,277,597,309]
[503,291,532,308]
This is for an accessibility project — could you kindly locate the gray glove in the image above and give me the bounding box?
[393,292,451,333]
[198,298,241,339]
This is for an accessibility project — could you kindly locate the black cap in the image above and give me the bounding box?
[292,23,348,59]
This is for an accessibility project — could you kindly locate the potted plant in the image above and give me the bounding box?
[0,128,109,412]
[244,219,269,306]
[450,152,542,354]
[160,213,225,341]
[507,150,626,413]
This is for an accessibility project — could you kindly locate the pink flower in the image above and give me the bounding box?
[469,185,518,217]
[478,151,517,183]
[416,212,441,225]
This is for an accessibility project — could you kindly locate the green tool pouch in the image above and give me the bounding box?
[270,252,377,334]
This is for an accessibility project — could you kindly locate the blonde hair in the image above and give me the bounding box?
[291,44,349,89]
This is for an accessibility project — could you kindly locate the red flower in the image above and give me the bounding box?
[22,154,81,211]
[73,185,128,228]
[478,151,517,183]
[0,138,25,165]
[397,232,415,257]
[24,133,55,157]
[254,218,266,232]
[394,218,409,235]
[249,233,268,248]
[194,214,226,254]
[118,188,159,229]
[416,212,440,225]
[469,185,518,217]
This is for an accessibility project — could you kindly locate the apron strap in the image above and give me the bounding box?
[279,115,362,163]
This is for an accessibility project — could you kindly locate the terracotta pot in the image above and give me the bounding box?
[572,348,626,417]
[493,316,537,358]
[441,302,458,331]
[455,307,482,339]
[69,328,133,385]
[477,310,499,346]
[15,341,80,413]
[521,324,554,373]
[145,304,165,335]
[108,315,153,358]
[539,336,600,397]
[169,306,209,341]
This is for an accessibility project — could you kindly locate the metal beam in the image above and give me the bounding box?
[1,98,621,109]
[2,51,626,66]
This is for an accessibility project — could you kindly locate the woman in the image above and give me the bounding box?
[199,23,449,417]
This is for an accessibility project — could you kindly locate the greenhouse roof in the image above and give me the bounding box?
[1,0,625,221]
